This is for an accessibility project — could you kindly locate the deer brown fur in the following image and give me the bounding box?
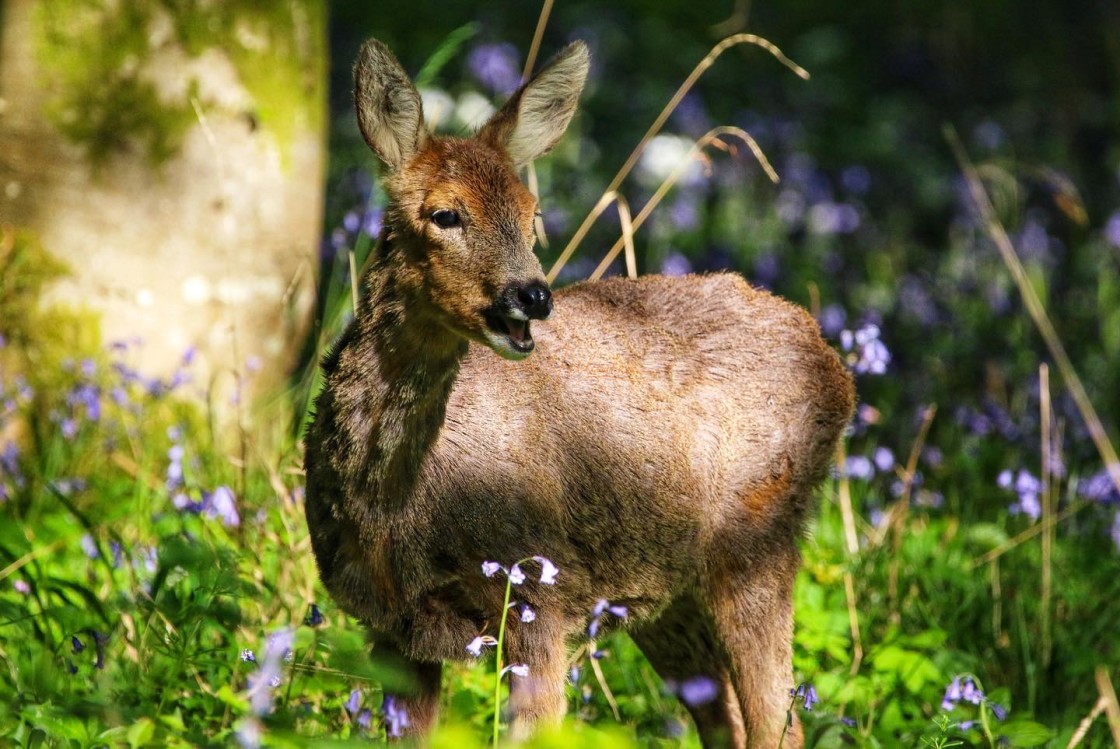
[304,38,855,748]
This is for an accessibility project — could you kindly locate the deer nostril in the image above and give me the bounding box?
[517,282,553,320]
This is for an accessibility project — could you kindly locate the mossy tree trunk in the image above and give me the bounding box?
[0,0,326,418]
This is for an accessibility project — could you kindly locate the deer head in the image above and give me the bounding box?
[354,39,590,360]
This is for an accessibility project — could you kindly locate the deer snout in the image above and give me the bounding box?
[514,280,553,320]
[481,280,552,361]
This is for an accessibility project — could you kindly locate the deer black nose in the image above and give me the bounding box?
[517,281,552,320]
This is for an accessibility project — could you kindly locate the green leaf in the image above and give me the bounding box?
[1000,720,1054,747]
[414,23,481,90]
[127,718,156,748]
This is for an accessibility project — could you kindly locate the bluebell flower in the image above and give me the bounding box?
[840,165,871,195]
[840,716,857,727]
[802,684,819,711]
[240,649,256,663]
[873,447,895,473]
[481,561,502,577]
[80,534,100,559]
[345,688,361,716]
[1106,211,1120,248]
[839,323,890,375]
[247,627,293,716]
[466,635,498,657]
[1078,466,1120,504]
[501,663,530,678]
[202,486,240,527]
[818,304,847,338]
[304,603,324,627]
[235,717,262,749]
[467,43,521,96]
[71,635,85,654]
[520,605,536,623]
[990,702,1008,720]
[661,252,692,277]
[842,455,875,481]
[998,469,1042,521]
[357,708,372,730]
[588,599,628,637]
[941,677,962,710]
[381,695,410,738]
[959,720,976,731]
[677,676,718,706]
[532,556,559,584]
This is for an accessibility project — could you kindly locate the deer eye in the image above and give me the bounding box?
[431,209,461,229]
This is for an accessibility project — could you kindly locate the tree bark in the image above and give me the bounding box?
[0,0,326,415]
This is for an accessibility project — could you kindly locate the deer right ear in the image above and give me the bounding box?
[354,39,427,172]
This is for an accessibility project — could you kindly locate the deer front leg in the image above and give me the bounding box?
[369,632,443,740]
[503,619,571,742]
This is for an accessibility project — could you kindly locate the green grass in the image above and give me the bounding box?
[1,325,1117,747]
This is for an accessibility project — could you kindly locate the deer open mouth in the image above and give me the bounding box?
[484,310,535,355]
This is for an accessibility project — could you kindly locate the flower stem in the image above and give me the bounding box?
[493,573,514,748]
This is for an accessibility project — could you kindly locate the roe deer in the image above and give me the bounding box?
[304,38,855,748]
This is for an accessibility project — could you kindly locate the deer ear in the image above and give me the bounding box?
[480,41,589,168]
[354,39,427,171]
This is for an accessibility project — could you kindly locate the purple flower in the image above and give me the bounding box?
[840,165,871,195]
[508,563,526,585]
[467,43,521,96]
[381,695,410,738]
[304,603,324,627]
[71,635,85,654]
[247,628,293,716]
[501,663,529,678]
[357,708,372,730]
[941,677,962,710]
[960,678,984,705]
[466,635,497,657]
[345,689,361,716]
[520,605,536,623]
[842,455,875,481]
[999,469,1042,521]
[481,561,502,577]
[588,599,628,637]
[873,447,895,473]
[235,717,262,749]
[532,556,559,584]
[677,676,718,706]
[818,304,847,338]
[240,649,257,663]
[990,702,1008,721]
[1078,466,1120,504]
[840,324,890,375]
[1105,211,1120,248]
[80,534,99,559]
[202,486,240,527]
[13,580,30,595]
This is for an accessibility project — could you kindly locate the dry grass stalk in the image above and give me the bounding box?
[587,193,638,280]
[547,34,805,281]
[887,404,937,624]
[1040,363,1054,672]
[947,127,1120,497]
[548,126,776,282]
[1098,667,1120,747]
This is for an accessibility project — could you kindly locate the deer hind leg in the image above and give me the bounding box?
[706,540,803,749]
[369,632,443,740]
[504,617,572,742]
[630,593,745,749]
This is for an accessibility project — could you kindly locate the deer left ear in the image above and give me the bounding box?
[480,41,590,168]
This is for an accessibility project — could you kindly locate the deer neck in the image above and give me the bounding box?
[350,239,467,502]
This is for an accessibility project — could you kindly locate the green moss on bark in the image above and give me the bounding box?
[32,0,326,169]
